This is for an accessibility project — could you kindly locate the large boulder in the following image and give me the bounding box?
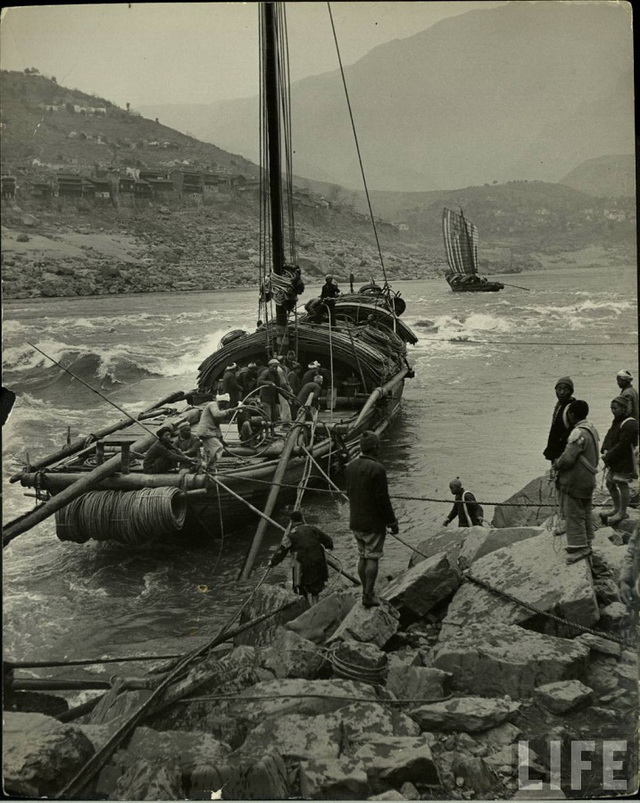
[458,526,546,566]
[352,735,439,789]
[334,701,420,742]
[533,680,593,714]
[431,623,589,698]
[386,665,451,702]
[331,639,388,685]
[111,760,184,800]
[233,585,308,647]
[380,552,461,620]
[96,727,230,799]
[407,529,468,568]
[236,713,342,762]
[299,758,371,799]
[409,696,520,733]
[226,678,377,727]
[441,531,599,634]
[260,627,329,679]
[492,475,555,528]
[285,590,357,643]
[217,752,289,800]
[3,712,95,797]
[328,599,400,648]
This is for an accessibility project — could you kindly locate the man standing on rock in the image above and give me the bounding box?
[601,395,639,526]
[543,376,576,536]
[346,430,399,608]
[552,399,600,565]
[615,369,639,421]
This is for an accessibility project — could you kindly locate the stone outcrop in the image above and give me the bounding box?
[236,712,342,761]
[285,590,357,643]
[112,760,184,800]
[431,622,589,698]
[409,696,520,733]
[386,664,451,702]
[335,701,420,742]
[226,678,378,727]
[353,735,439,790]
[260,627,329,679]
[491,475,556,528]
[407,528,468,568]
[533,680,593,713]
[458,526,545,566]
[328,599,400,648]
[3,712,95,797]
[299,758,371,799]
[380,551,461,619]
[233,585,308,647]
[441,531,599,634]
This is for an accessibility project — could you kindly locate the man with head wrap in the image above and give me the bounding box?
[543,377,576,462]
[442,478,483,528]
[616,369,639,421]
[601,395,639,526]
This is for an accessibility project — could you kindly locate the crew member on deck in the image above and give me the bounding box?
[174,421,201,460]
[194,393,241,471]
[221,363,243,407]
[320,275,340,300]
[258,359,285,430]
[143,426,197,474]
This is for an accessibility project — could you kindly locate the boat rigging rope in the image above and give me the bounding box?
[417,336,636,347]
[326,1,388,289]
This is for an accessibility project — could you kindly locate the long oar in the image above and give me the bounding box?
[501,282,530,291]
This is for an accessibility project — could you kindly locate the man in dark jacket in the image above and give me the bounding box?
[442,478,483,527]
[346,430,398,608]
[601,395,639,526]
[143,426,197,474]
[543,376,576,462]
[553,400,600,565]
[221,363,243,406]
[270,510,334,605]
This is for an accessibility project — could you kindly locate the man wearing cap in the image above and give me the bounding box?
[543,377,576,462]
[552,400,600,565]
[143,426,198,474]
[296,374,323,412]
[287,362,303,396]
[221,363,242,407]
[616,370,639,421]
[346,430,399,608]
[194,393,241,471]
[601,395,639,526]
[442,478,483,527]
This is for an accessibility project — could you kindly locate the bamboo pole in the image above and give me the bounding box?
[9,391,186,483]
[3,409,199,547]
[238,420,306,580]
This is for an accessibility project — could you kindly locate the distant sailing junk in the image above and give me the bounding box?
[442,207,505,293]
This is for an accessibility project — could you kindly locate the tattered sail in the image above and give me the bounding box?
[442,207,478,276]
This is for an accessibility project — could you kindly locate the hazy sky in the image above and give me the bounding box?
[1,2,507,107]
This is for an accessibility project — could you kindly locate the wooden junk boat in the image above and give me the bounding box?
[442,207,504,293]
[4,3,417,576]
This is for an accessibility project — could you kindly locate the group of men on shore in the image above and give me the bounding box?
[544,370,638,567]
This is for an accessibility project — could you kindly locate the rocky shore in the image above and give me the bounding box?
[0,199,439,300]
[4,478,638,800]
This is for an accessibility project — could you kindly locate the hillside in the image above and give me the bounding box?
[560,155,636,199]
[1,72,635,301]
[140,1,634,191]
[0,70,257,175]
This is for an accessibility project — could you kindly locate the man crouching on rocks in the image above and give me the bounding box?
[346,430,399,608]
[552,400,600,566]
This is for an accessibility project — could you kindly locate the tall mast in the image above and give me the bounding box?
[263,2,288,337]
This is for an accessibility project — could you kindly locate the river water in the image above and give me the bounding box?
[2,267,637,688]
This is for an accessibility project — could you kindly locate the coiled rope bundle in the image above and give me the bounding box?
[55,488,187,547]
